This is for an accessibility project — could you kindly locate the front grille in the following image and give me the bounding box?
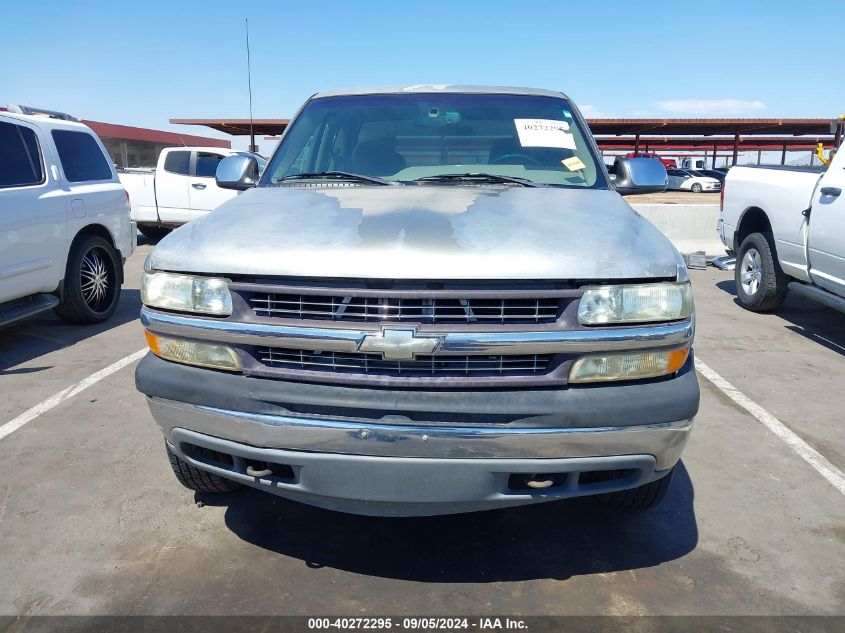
[251,294,561,324]
[256,347,551,377]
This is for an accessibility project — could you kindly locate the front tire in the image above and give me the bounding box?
[690,182,703,193]
[597,467,674,510]
[166,442,241,493]
[735,232,788,312]
[55,235,121,324]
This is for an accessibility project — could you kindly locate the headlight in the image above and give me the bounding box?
[145,331,241,371]
[578,282,693,325]
[141,271,232,316]
[569,346,690,383]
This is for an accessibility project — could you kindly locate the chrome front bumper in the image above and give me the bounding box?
[150,397,693,515]
[150,397,692,468]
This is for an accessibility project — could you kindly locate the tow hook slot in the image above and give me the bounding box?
[524,474,554,489]
[508,472,569,491]
[246,463,274,478]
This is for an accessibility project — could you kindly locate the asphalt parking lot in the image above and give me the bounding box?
[1,239,843,617]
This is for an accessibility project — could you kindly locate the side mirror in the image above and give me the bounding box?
[216,155,259,191]
[612,157,667,195]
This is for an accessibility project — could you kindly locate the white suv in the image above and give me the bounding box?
[0,106,135,326]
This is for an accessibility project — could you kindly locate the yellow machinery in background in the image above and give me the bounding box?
[816,115,845,165]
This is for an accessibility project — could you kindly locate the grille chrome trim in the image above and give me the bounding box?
[141,307,694,356]
[256,347,550,377]
[250,293,561,324]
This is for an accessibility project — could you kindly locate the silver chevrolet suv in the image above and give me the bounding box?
[135,86,698,516]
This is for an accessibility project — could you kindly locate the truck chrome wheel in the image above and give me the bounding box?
[80,247,114,311]
[740,248,762,296]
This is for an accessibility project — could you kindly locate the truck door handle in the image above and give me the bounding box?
[192,183,207,190]
[820,187,841,197]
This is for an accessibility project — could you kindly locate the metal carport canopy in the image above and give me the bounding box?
[588,118,834,136]
[169,117,835,139]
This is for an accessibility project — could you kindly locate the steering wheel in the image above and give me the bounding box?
[490,152,543,167]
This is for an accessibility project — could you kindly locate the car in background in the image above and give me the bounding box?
[699,169,726,184]
[680,157,708,170]
[0,105,134,327]
[667,168,721,193]
[119,148,267,240]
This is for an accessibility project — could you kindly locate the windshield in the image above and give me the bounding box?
[262,93,606,188]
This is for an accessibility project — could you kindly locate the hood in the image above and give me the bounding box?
[148,185,681,280]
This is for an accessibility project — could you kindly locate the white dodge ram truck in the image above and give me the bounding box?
[0,106,134,327]
[120,147,266,240]
[720,142,845,313]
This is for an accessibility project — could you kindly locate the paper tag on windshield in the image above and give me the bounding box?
[514,119,576,149]
[562,156,586,171]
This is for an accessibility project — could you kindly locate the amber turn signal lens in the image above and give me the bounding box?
[144,330,161,356]
[143,330,241,372]
[569,346,690,384]
[666,346,691,374]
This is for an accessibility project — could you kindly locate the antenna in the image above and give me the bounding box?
[245,18,256,153]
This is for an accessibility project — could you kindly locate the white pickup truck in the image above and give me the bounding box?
[720,143,845,313]
[120,147,265,239]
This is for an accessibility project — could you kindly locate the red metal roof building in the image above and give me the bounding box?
[83,120,230,168]
[0,109,232,169]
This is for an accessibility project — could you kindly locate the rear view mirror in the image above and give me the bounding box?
[216,155,259,191]
[611,157,667,195]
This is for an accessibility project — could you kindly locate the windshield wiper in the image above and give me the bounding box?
[413,173,539,187]
[274,171,395,186]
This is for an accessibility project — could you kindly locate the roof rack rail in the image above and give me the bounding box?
[6,104,80,122]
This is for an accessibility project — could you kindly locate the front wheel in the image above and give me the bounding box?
[166,442,241,493]
[597,467,674,510]
[690,182,703,193]
[735,232,788,312]
[55,235,121,324]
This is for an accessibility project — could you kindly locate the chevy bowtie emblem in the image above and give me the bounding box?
[358,328,442,361]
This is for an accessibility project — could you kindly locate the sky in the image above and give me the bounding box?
[2,0,843,156]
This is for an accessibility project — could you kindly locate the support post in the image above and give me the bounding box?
[781,144,787,165]
[732,133,740,166]
[633,133,640,156]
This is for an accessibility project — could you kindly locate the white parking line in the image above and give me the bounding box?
[0,348,147,442]
[695,357,845,497]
